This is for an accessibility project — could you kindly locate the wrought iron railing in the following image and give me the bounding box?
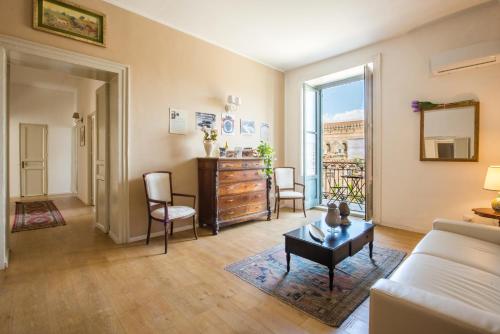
[322,160,365,211]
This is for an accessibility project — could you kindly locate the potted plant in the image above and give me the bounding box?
[257,141,274,177]
[201,127,218,157]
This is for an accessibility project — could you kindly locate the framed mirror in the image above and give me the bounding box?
[420,100,479,162]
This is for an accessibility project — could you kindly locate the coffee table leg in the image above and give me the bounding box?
[369,241,373,259]
[286,252,290,273]
[329,267,334,291]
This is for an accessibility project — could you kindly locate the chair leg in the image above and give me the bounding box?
[192,216,198,240]
[164,223,168,254]
[293,200,296,212]
[302,198,307,218]
[277,198,280,219]
[274,197,277,213]
[146,217,152,245]
[170,220,174,236]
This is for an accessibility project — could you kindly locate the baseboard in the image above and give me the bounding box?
[95,223,107,233]
[109,230,120,244]
[377,222,429,234]
[128,224,193,243]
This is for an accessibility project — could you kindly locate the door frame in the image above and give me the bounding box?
[0,35,130,269]
[87,112,96,206]
[19,123,48,197]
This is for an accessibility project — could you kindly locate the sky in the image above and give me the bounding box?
[322,79,364,123]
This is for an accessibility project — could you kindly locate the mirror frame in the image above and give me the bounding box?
[420,100,479,162]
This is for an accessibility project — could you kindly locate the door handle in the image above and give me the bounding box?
[21,161,25,168]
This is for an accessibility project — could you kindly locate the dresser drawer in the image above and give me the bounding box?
[219,191,267,210]
[219,169,264,184]
[219,202,267,221]
[350,229,374,255]
[218,179,266,196]
[219,159,264,170]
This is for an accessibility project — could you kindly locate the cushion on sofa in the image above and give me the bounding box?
[413,230,500,276]
[390,253,500,314]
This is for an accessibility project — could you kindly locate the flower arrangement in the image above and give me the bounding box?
[411,100,443,112]
[257,141,274,177]
[201,127,218,141]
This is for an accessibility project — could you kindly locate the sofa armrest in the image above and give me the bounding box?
[370,279,500,334]
[433,218,500,245]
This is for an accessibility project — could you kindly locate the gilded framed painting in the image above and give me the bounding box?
[33,0,106,47]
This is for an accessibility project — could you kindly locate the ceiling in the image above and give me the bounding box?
[103,0,489,71]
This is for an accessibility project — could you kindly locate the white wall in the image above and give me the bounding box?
[9,83,75,197]
[285,2,500,232]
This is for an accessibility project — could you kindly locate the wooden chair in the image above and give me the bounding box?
[273,167,306,219]
[143,171,198,254]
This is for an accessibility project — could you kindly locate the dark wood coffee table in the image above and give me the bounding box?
[284,216,374,291]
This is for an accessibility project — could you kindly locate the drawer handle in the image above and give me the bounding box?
[242,163,248,167]
[227,199,234,202]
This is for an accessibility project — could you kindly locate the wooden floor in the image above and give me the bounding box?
[0,196,423,334]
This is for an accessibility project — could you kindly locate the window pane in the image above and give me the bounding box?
[305,132,316,176]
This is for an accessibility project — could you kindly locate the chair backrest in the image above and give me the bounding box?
[143,171,173,205]
[274,167,295,190]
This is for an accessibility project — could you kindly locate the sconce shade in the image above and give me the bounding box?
[484,166,500,191]
[227,95,241,106]
[72,112,80,120]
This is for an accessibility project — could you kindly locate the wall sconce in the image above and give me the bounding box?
[225,95,241,112]
[72,112,83,125]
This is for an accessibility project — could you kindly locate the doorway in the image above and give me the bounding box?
[19,123,48,197]
[0,35,130,269]
[303,64,373,220]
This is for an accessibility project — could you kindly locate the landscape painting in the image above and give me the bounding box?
[33,0,106,46]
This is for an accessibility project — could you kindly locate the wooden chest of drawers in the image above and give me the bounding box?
[197,158,271,234]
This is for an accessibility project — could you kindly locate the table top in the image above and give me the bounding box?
[284,213,373,251]
[472,208,500,219]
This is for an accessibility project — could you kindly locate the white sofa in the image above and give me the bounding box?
[370,219,500,334]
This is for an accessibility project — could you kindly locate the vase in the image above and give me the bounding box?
[325,203,341,232]
[204,140,215,157]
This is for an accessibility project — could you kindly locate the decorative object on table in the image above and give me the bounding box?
[484,166,500,211]
[325,202,341,232]
[195,112,216,129]
[201,127,218,157]
[234,146,243,158]
[260,122,270,142]
[224,95,241,112]
[225,150,236,158]
[79,125,85,146]
[12,200,66,232]
[339,201,351,225]
[197,157,271,234]
[419,100,479,162]
[169,108,188,135]
[33,0,106,47]
[218,147,226,157]
[240,119,256,135]
[225,243,405,327]
[242,148,255,158]
[308,223,325,242]
[471,207,500,227]
[256,141,274,177]
[273,167,306,219]
[221,113,235,135]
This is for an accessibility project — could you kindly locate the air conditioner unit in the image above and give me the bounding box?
[430,40,500,75]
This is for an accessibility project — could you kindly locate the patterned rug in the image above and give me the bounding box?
[12,201,66,232]
[226,244,405,327]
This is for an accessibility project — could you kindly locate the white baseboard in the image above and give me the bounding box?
[128,224,193,243]
[377,222,429,234]
[109,230,120,244]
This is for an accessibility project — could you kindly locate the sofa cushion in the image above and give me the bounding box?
[413,230,500,276]
[390,253,500,314]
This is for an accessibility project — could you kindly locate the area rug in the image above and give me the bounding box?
[12,201,66,232]
[225,244,405,327]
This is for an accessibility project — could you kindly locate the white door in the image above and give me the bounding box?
[88,113,96,206]
[20,123,48,197]
[303,84,320,209]
[95,84,109,232]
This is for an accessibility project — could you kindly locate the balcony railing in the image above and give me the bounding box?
[322,159,365,212]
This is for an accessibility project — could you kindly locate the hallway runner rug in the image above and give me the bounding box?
[12,201,66,232]
[226,244,405,327]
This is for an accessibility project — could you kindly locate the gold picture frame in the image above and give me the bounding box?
[33,0,106,47]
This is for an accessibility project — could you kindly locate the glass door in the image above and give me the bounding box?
[303,84,321,209]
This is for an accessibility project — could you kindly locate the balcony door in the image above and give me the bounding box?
[304,64,373,220]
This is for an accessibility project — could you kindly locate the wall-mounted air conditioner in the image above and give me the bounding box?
[430,40,500,75]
